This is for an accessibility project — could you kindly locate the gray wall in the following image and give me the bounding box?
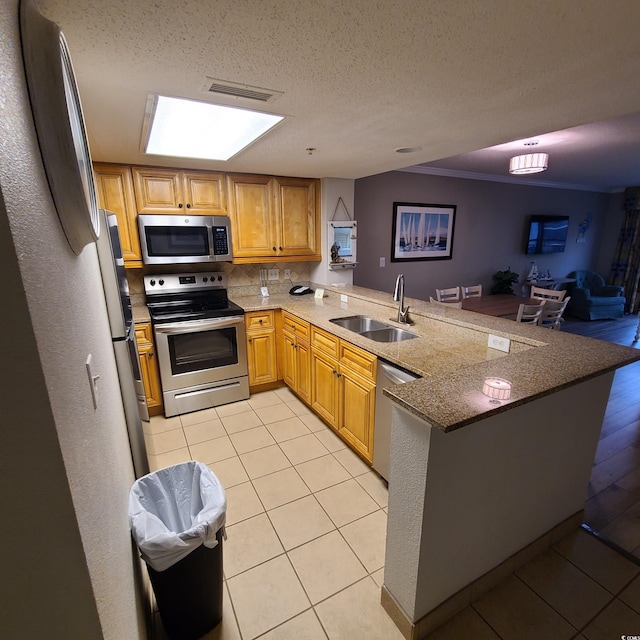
[354,170,615,301]
[0,1,146,638]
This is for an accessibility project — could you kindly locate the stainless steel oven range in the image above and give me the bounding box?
[144,272,249,417]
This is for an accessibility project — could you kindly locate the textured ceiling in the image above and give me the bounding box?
[37,0,640,188]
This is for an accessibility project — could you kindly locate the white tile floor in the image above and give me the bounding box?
[146,386,640,640]
[145,387,401,640]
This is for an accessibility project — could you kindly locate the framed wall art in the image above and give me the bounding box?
[391,202,456,262]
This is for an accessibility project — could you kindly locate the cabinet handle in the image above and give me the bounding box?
[337,372,342,378]
[272,246,277,251]
[258,319,263,324]
[178,203,183,208]
[248,338,252,343]
[279,246,283,251]
[149,351,154,357]
[332,369,337,375]
[186,203,191,208]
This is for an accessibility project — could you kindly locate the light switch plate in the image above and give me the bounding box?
[85,354,100,409]
[488,334,510,352]
[340,294,348,303]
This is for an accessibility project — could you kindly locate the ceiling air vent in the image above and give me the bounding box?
[202,77,283,103]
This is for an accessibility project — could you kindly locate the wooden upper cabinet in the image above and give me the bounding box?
[132,167,227,214]
[182,172,227,213]
[226,174,275,258]
[227,173,320,263]
[274,177,318,257]
[93,163,143,267]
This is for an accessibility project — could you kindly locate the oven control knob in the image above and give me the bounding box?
[149,279,156,286]
[158,279,164,286]
[217,275,223,281]
[203,276,208,282]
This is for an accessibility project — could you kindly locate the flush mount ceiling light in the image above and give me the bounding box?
[144,95,284,161]
[509,152,549,175]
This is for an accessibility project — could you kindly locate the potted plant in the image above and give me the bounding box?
[491,267,519,295]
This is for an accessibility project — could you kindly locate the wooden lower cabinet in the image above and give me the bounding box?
[281,311,311,404]
[245,311,278,389]
[311,326,377,463]
[134,322,163,416]
[310,349,339,427]
[339,368,376,461]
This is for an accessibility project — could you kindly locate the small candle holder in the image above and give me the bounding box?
[483,377,512,404]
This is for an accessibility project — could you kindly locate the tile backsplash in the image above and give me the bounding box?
[127,262,312,298]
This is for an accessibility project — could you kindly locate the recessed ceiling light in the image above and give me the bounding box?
[395,146,422,154]
[144,95,284,161]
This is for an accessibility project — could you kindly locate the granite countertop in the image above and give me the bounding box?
[231,284,640,433]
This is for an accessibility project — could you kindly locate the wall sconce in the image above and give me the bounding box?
[509,153,549,175]
[483,377,512,404]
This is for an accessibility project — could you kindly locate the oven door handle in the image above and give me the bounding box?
[154,316,245,335]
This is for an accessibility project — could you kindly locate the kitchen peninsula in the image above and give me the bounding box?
[231,283,640,640]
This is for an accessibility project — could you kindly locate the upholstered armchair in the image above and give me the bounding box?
[566,270,625,320]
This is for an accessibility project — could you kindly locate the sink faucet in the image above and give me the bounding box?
[393,274,411,324]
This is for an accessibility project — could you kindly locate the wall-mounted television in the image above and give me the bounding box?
[525,215,570,254]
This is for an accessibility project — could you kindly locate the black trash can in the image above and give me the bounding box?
[129,461,226,640]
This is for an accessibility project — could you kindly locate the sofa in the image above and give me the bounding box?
[565,270,626,320]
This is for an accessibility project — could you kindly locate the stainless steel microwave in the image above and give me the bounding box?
[138,214,233,264]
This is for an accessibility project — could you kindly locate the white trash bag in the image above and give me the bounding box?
[129,461,226,572]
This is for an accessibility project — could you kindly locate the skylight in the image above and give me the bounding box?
[144,95,284,161]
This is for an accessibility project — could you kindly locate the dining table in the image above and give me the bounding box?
[455,294,541,318]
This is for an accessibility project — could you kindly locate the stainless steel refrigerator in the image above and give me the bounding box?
[96,209,150,478]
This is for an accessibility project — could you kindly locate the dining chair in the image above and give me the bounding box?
[537,297,571,329]
[530,285,566,302]
[429,296,462,308]
[435,287,460,302]
[516,303,544,324]
[461,284,482,299]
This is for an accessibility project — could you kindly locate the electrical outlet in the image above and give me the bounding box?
[340,294,348,303]
[380,257,386,267]
[488,334,510,353]
[284,269,291,280]
[268,269,279,281]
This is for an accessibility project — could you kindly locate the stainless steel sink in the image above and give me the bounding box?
[329,315,389,333]
[359,327,418,342]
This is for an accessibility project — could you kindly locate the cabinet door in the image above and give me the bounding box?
[339,369,375,462]
[247,329,277,386]
[296,339,312,404]
[227,174,275,258]
[183,172,227,214]
[138,344,163,413]
[93,164,142,267]
[311,350,339,429]
[133,167,184,213]
[274,177,319,257]
[282,331,297,390]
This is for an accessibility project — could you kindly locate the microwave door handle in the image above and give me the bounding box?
[154,316,244,335]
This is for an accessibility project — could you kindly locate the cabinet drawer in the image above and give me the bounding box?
[311,326,340,358]
[282,312,310,340]
[340,341,377,381]
[135,322,154,345]
[246,311,275,331]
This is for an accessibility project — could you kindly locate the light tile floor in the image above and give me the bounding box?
[146,387,640,640]
[145,387,399,640]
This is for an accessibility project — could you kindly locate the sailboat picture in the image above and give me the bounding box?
[391,202,457,261]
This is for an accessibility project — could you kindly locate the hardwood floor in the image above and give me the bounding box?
[562,312,640,557]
